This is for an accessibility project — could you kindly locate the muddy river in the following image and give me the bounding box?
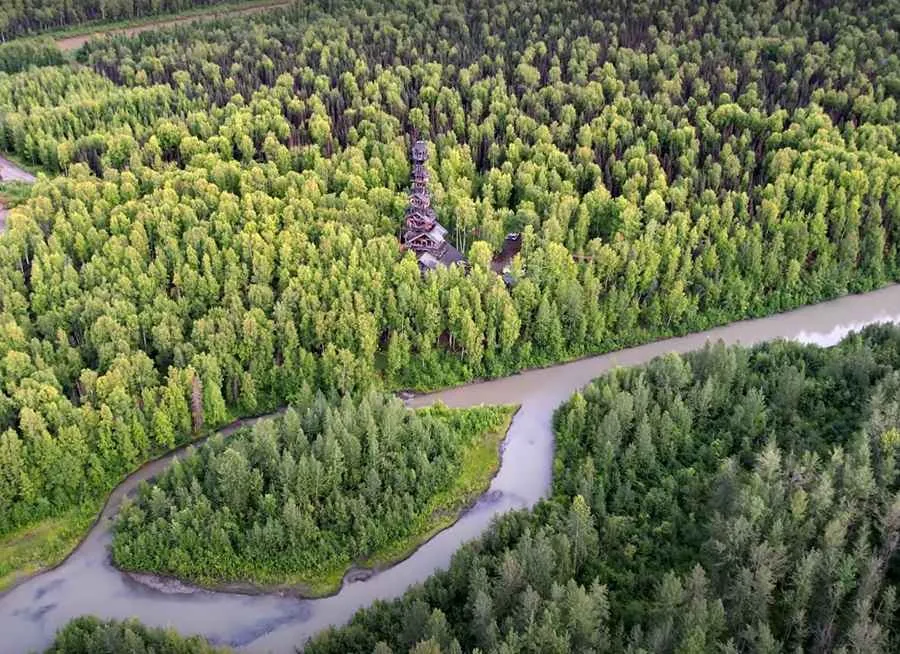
[2,285,900,652]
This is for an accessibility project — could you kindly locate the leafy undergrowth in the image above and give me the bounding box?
[0,502,99,593]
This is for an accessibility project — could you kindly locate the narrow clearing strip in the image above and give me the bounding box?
[55,1,292,51]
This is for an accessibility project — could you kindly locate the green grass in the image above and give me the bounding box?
[0,501,101,593]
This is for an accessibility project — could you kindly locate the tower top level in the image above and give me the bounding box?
[412,140,429,164]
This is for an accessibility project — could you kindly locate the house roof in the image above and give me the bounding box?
[427,223,448,240]
[437,241,466,266]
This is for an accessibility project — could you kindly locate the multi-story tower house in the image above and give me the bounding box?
[402,140,465,271]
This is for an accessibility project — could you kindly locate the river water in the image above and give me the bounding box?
[2,285,900,653]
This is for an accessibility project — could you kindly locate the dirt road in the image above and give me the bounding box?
[0,156,36,183]
[56,1,292,51]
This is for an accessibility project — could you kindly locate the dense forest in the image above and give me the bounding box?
[0,0,257,41]
[301,325,900,653]
[0,0,899,625]
[113,393,512,590]
[2,0,900,558]
[45,616,228,653]
[40,327,900,652]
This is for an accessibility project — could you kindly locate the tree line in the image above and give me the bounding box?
[1,0,900,601]
[45,615,229,653]
[0,39,63,73]
[113,392,511,588]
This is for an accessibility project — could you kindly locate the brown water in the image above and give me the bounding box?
[2,285,900,653]
[55,2,292,51]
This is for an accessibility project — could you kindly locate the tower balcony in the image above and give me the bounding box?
[406,214,437,231]
[409,194,430,210]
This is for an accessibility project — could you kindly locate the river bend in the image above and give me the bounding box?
[2,285,900,653]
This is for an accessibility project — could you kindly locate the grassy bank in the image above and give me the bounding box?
[0,181,34,208]
[360,405,517,569]
[0,502,100,593]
